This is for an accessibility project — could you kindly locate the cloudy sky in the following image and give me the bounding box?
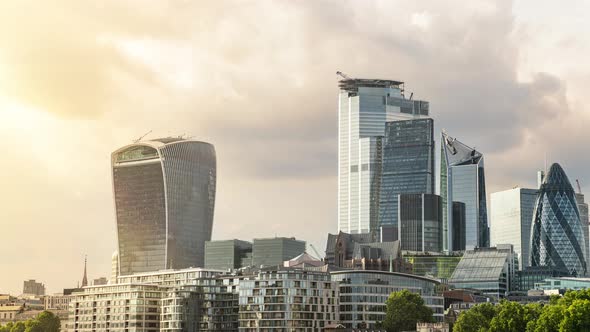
[1,0,589,294]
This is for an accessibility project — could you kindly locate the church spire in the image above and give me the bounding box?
[81,255,88,287]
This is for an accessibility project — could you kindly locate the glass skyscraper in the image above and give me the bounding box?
[378,118,435,239]
[111,138,216,275]
[440,132,489,251]
[575,193,589,275]
[398,193,442,252]
[490,187,539,269]
[530,163,587,276]
[338,77,429,235]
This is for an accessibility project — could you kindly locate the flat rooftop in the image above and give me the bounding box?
[338,78,404,92]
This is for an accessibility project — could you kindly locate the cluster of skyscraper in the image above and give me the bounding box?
[337,76,487,253]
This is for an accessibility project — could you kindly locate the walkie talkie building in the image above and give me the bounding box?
[111,138,216,276]
[530,163,586,276]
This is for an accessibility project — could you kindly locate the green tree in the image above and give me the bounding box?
[9,322,25,332]
[23,320,41,332]
[381,289,434,332]
[559,299,590,331]
[35,311,60,332]
[453,303,496,332]
[529,304,565,332]
[0,322,13,332]
[488,301,542,332]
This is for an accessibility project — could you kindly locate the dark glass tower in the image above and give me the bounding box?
[112,138,216,275]
[398,193,442,252]
[378,118,435,240]
[440,132,489,251]
[530,163,586,276]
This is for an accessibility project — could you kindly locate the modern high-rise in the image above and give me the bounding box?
[338,76,429,235]
[398,193,442,252]
[452,202,466,251]
[111,138,216,275]
[378,118,435,240]
[490,187,539,269]
[22,280,45,296]
[575,192,589,275]
[530,163,587,276]
[440,132,488,251]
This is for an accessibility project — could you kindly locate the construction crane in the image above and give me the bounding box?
[336,71,351,80]
[133,130,152,143]
[308,244,323,260]
[577,179,583,194]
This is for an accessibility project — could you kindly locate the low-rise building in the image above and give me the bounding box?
[449,245,517,299]
[403,252,462,280]
[331,270,444,329]
[239,268,339,331]
[45,293,73,311]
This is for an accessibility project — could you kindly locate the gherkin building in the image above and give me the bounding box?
[530,163,586,276]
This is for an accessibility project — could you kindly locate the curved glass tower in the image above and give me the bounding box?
[530,163,586,276]
[111,138,216,275]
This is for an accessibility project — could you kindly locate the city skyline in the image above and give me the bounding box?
[2,0,590,296]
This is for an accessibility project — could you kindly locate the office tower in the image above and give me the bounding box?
[22,280,45,296]
[530,163,587,276]
[204,239,253,270]
[112,138,216,275]
[575,192,589,275]
[490,188,539,269]
[449,245,517,299]
[398,194,442,252]
[251,237,306,268]
[338,76,429,235]
[440,132,489,251]
[378,119,435,240]
[452,202,466,251]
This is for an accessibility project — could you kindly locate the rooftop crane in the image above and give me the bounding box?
[576,179,583,194]
[133,130,152,143]
[308,243,323,260]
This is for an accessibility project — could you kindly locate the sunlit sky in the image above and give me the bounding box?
[1,0,590,295]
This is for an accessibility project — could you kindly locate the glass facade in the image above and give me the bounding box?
[238,269,339,331]
[575,193,589,275]
[451,202,466,251]
[440,132,489,251]
[535,277,590,291]
[338,78,430,235]
[331,270,443,328]
[251,238,306,268]
[398,194,442,252]
[378,119,435,233]
[449,245,517,299]
[112,139,216,275]
[530,163,587,276]
[205,240,253,271]
[490,188,538,269]
[403,254,463,280]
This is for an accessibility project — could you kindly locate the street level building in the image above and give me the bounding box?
[490,187,539,269]
[449,245,517,299]
[338,76,429,235]
[238,268,339,331]
[331,270,443,329]
[111,138,216,275]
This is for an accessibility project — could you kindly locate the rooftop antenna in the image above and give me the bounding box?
[336,71,351,80]
[133,130,152,143]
